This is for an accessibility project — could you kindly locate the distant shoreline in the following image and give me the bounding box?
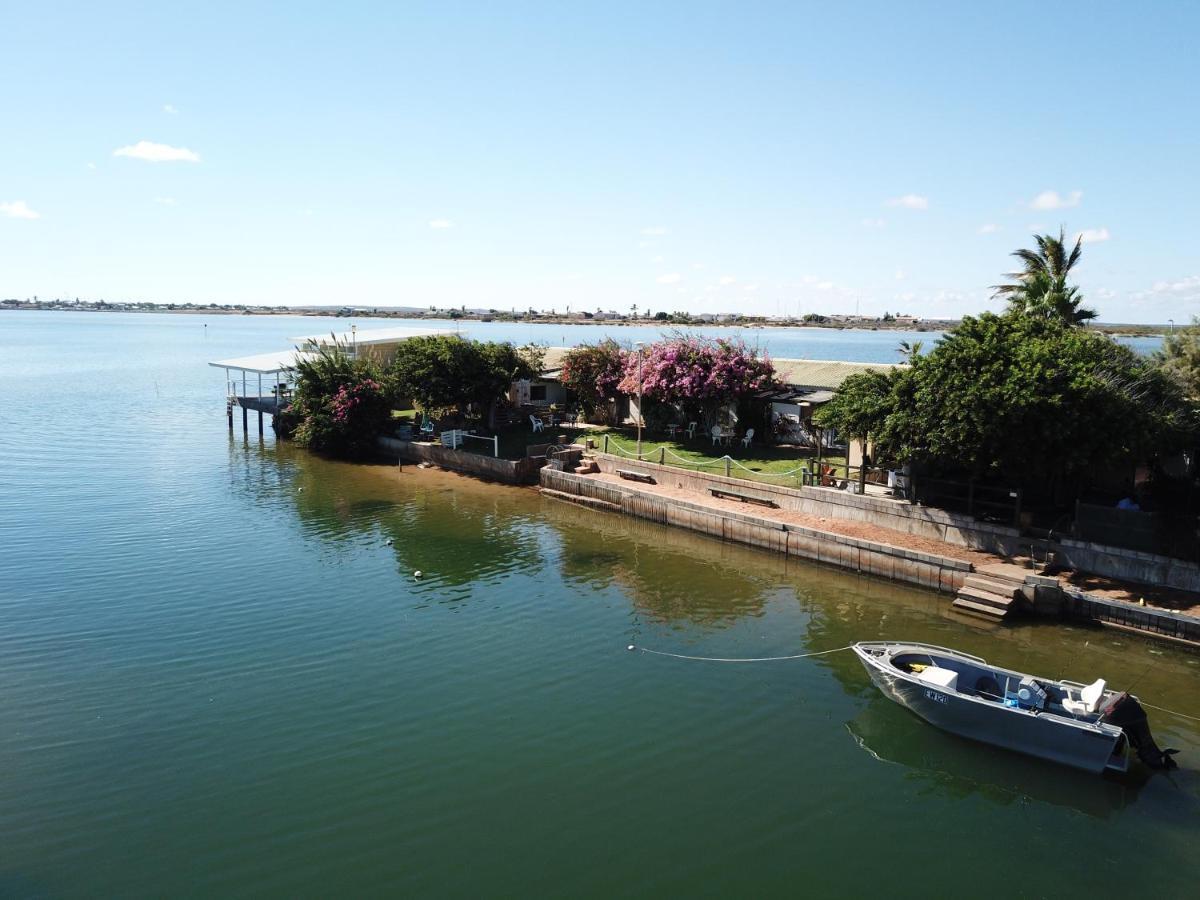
[0,302,1173,337]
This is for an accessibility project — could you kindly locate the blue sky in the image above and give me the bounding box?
[2,1,1198,322]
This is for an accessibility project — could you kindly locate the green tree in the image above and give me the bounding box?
[817,312,1197,498]
[559,340,625,424]
[390,335,540,424]
[1156,317,1200,397]
[283,341,394,458]
[993,228,1097,324]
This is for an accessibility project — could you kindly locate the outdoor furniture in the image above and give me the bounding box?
[617,469,656,484]
[666,423,680,439]
[419,418,435,437]
[741,428,755,449]
[711,425,724,446]
[686,422,698,439]
[530,415,544,433]
[710,487,779,508]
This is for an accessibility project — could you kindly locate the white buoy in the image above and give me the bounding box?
[298,487,304,492]
[414,570,422,578]
[627,645,636,651]
[386,539,394,546]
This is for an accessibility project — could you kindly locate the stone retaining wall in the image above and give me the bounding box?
[590,453,1023,554]
[541,467,971,595]
[589,453,1200,593]
[377,437,543,484]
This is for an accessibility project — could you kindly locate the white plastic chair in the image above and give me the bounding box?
[530,415,544,433]
[711,425,723,446]
[741,428,755,448]
[686,421,697,439]
[1062,679,1107,716]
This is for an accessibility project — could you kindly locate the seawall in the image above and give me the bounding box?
[377,436,543,484]
[540,467,972,595]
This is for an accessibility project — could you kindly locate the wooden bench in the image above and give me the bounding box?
[709,487,779,508]
[616,469,656,484]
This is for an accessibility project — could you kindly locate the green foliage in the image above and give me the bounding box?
[1156,317,1200,397]
[286,342,394,458]
[993,228,1098,324]
[816,312,1198,489]
[389,335,541,418]
[559,340,625,423]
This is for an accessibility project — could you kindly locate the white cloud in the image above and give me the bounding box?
[886,194,928,210]
[978,223,999,234]
[861,217,887,228]
[638,240,652,249]
[1151,275,1200,294]
[154,196,176,205]
[1076,227,1110,243]
[691,262,705,270]
[1026,223,1048,232]
[641,226,669,236]
[86,161,96,170]
[1030,189,1082,210]
[816,281,834,290]
[163,103,179,115]
[113,140,200,163]
[743,283,759,292]
[656,273,681,284]
[651,255,664,263]
[1,200,40,219]
[428,219,453,229]
[894,269,906,281]
[719,275,736,286]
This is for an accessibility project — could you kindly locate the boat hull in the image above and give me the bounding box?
[856,647,1122,774]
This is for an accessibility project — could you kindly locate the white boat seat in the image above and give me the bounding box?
[1062,678,1107,715]
[916,666,959,691]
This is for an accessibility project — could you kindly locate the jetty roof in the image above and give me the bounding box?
[208,349,315,374]
[288,326,455,346]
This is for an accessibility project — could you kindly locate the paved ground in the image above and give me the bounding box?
[584,470,1200,620]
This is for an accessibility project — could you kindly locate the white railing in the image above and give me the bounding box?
[440,429,500,457]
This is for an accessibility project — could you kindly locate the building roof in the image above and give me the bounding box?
[538,347,903,391]
[208,349,316,374]
[288,326,455,347]
[772,358,905,390]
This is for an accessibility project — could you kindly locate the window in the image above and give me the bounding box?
[530,384,547,402]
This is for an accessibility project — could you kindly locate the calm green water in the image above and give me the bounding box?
[0,311,1196,898]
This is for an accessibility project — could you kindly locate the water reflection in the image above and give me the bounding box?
[550,509,771,626]
[845,692,1149,819]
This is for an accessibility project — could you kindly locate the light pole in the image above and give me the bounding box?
[635,342,645,459]
[351,323,357,355]
[1168,319,1175,333]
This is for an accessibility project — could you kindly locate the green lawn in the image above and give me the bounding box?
[585,427,846,484]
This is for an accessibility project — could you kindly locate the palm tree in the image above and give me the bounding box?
[992,228,1098,325]
[897,339,923,362]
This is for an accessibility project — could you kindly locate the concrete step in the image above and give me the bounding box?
[573,463,598,475]
[963,574,1019,598]
[957,585,1014,609]
[974,561,1034,588]
[952,597,1010,619]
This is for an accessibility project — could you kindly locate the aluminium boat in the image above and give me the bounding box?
[852,641,1178,774]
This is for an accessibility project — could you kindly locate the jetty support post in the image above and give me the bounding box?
[659,447,665,464]
[725,455,732,478]
[493,435,499,458]
[604,434,609,454]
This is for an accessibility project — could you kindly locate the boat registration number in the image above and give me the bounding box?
[924,689,949,705]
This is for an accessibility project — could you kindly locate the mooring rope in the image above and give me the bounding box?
[627,643,855,663]
[1141,702,1200,723]
[626,647,1200,721]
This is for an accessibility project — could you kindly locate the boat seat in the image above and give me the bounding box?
[1062,678,1106,716]
[916,666,959,691]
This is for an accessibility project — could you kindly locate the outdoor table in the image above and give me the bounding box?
[666,424,680,438]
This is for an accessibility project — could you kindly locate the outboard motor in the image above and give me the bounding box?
[1101,693,1179,770]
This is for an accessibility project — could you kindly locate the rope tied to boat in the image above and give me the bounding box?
[627,644,855,663]
[1140,702,1200,723]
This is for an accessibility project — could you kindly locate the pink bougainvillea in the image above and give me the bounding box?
[618,336,777,407]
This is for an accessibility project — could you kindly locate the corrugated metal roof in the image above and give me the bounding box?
[538,347,902,390]
[208,349,316,374]
[288,326,455,346]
